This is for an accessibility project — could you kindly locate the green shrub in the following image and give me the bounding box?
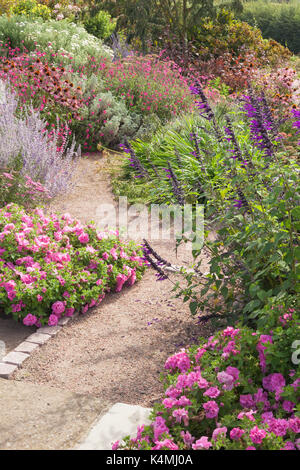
[83,9,116,40]
[121,86,299,326]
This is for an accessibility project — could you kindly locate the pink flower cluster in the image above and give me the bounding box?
[0,203,146,326]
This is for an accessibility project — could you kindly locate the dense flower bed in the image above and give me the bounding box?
[0,203,146,326]
[116,303,300,450]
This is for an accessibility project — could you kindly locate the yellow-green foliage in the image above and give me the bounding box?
[0,0,16,15]
[10,0,51,19]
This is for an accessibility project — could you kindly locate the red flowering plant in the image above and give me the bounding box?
[0,45,144,150]
[116,300,299,450]
[101,54,195,123]
[0,203,147,326]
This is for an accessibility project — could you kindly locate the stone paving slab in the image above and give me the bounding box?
[38,326,62,336]
[2,351,29,367]
[76,403,152,450]
[25,333,51,345]
[0,363,18,379]
[0,379,111,450]
[14,342,39,354]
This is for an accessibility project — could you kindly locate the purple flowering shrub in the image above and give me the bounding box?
[0,203,146,326]
[116,303,299,450]
[0,82,80,196]
[121,84,299,325]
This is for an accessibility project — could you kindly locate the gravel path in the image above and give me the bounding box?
[13,153,212,407]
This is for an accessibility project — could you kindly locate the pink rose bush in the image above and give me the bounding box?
[116,303,299,450]
[0,203,146,326]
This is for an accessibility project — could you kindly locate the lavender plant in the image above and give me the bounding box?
[0,82,80,196]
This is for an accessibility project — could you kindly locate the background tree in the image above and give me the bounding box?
[98,0,243,50]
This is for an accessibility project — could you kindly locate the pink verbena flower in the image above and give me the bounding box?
[217,371,234,391]
[78,232,89,243]
[165,350,191,373]
[172,408,189,426]
[153,439,179,450]
[203,387,220,399]
[212,427,227,441]
[181,431,195,448]
[288,417,300,434]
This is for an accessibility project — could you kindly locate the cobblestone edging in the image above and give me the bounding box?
[0,315,75,379]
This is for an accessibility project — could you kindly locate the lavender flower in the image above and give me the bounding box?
[189,132,201,161]
[0,82,80,196]
[174,147,183,168]
[234,188,252,214]
[190,82,223,142]
[190,82,214,121]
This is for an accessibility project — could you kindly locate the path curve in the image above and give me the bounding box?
[13,153,212,407]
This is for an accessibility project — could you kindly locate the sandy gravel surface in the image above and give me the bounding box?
[13,153,213,407]
[0,378,110,450]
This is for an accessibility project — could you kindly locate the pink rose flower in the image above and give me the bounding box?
[52,301,65,315]
[23,314,37,326]
[48,314,59,326]
[192,437,212,450]
[78,232,89,244]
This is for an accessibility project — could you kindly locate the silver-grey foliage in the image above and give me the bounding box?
[0,81,80,196]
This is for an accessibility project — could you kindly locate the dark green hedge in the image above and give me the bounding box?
[239,1,300,54]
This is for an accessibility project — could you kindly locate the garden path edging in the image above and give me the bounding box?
[0,314,75,379]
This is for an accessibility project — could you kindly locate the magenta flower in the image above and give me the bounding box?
[23,313,37,326]
[203,387,220,399]
[78,232,89,243]
[212,427,227,441]
[249,426,267,444]
[192,437,212,450]
[52,301,65,316]
[203,401,219,419]
[230,428,245,441]
[48,314,59,326]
